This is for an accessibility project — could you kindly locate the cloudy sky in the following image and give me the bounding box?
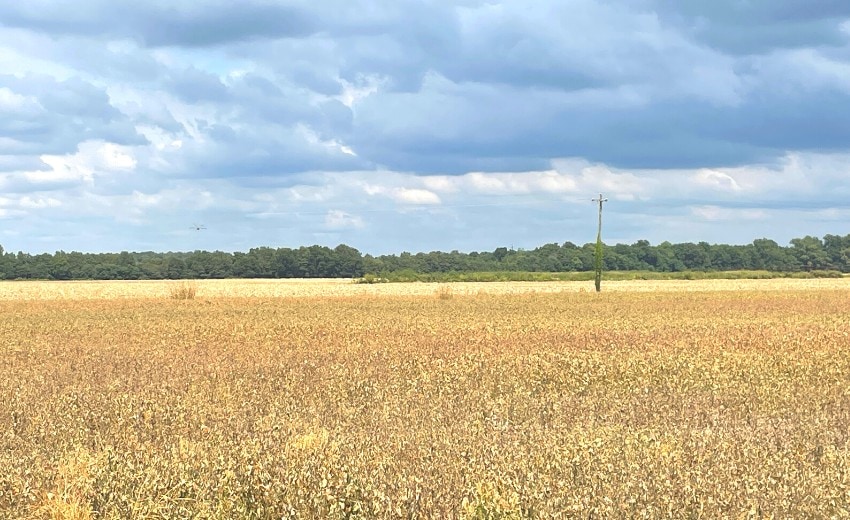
[1,0,849,255]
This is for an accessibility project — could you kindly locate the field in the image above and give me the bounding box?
[2,279,850,518]
[1,277,848,300]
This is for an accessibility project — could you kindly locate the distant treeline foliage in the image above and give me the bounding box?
[0,235,849,280]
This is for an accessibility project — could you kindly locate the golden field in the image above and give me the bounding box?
[1,280,850,518]
[0,276,849,300]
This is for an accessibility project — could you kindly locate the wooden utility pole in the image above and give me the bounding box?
[592,193,608,292]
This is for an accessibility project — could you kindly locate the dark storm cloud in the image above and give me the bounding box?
[166,67,231,104]
[0,74,145,155]
[330,0,850,172]
[162,123,367,181]
[652,0,850,53]
[0,1,317,46]
[5,0,850,173]
[3,0,850,254]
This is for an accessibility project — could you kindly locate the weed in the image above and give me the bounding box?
[168,281,197,300]
[436,285,453,299]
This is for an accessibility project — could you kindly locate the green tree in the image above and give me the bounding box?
[162,256,186,279]
[273,248,299,278]
[673,242,711,270]
[823,234,850,272]
[493,247,509,262]
[50,251,73,280]
[752,238,799,271]
[247,247,277,277]
[790,236,831,271]
[333,244,364,277]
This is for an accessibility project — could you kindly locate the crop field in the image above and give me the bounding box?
[2,280,850,518]
[1,276,849,300]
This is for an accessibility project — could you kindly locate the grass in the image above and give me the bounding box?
[1,281,849,517]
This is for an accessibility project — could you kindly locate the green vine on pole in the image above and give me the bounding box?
[595,231,603,292]
[592,193,608,293]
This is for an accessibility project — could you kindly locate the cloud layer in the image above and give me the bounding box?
[1,1,849,254]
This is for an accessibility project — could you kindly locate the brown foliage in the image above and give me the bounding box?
[1,283,849,518]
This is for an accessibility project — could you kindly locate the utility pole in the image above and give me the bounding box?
[592,193,608,292]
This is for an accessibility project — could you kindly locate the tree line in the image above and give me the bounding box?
[0,234,848,280]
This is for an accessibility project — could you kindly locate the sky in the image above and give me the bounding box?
[1,0,850,255]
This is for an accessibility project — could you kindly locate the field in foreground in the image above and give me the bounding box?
[2,281,850,518]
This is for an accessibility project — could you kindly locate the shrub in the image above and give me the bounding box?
[168,282,197,300]
[436,285,453,300]
[354,273,388,284]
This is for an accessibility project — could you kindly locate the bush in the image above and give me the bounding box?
[168,282,197,300]
[436,286,453,300]
[811,270,843,278]
[354,273,388,284]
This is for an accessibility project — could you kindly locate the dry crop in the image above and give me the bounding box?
[1,282,849,518]
[0,277,848,301]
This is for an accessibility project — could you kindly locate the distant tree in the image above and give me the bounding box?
[247,247,277,277]
[0,234,846,280]
[568,256,584,271]
[231,252,259,278]
[610,243,644,270]
[162,256,186,279]
[790,236,832,271]
[631,240,657,270]
[839,248,850,273]
[298,245,335,277]
[273,248,300,278]
[50,251,73,280]
[361,254,382,274]
[823,234,850,272]
[333,244,364,277]
[186,251,233,278]
[534,243,563,271]
[752,238,799,271]
[654,242,685,272]
[673,242,711,270]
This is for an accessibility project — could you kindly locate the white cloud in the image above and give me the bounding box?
[0,86,42,113]
[692,169,741,192]
[573,164,647,199]
[466,172,509,193]
[393,188,441,205]
[337,74,385,109]
[19,195,61,209]
[287,184,334,203]
[363,183,441,205]
[23,140,137,185]
[0,31,75,80]
[423,169,578,196]
[99,142,137,170]
[421,175,459,193]
[296,123,358,157]
[325,209,364,229]
[691,205,767,222]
